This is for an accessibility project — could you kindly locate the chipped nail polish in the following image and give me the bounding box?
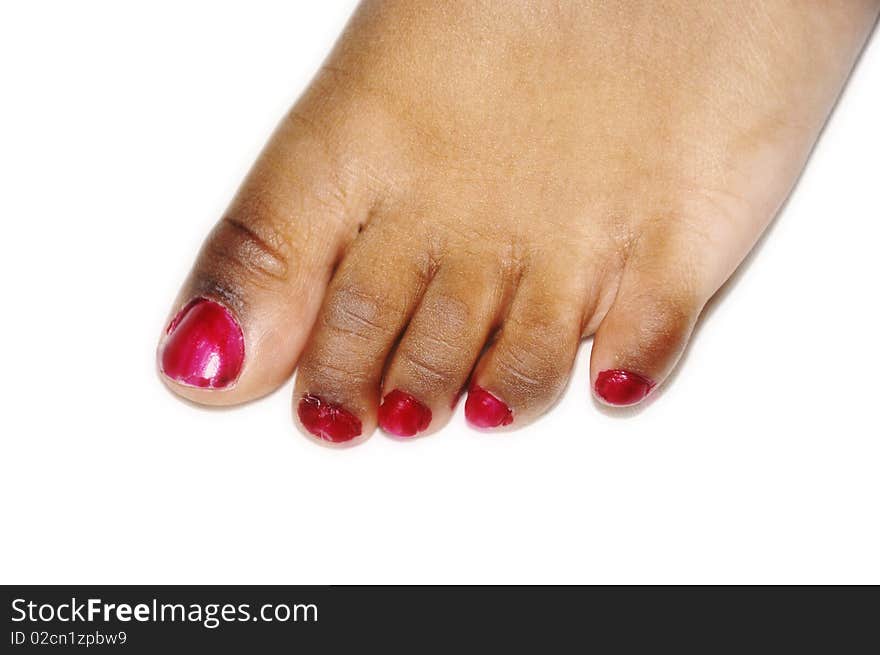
[298,394,362,443]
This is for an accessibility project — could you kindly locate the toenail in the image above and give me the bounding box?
[595,369,655,406]
[378,390,432,438]
[465,385,513,429]
[297,394,362,443]
[159,298,245,389]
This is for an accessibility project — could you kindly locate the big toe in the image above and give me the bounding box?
[158,100,372,406]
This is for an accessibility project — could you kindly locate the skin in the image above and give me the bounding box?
[160,0,879,444]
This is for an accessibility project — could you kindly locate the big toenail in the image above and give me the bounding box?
[298,394,362,443]
[378,390,432,437]
[465,385,513,429]
[159,298,245,389]
[595,369,655,406]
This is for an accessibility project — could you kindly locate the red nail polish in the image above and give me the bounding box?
[465,385,513,428]
[379,390,432,437]
[595,369,655,406]
[160,298,244,389]
[298,394,362,443]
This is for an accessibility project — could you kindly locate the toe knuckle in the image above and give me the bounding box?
[391,294,476,393]
[493,330,569,397]
[302,357,371,390]
[422,292,472,334]
[322,285,397,342]
[203,213,291,285]
[396,344,451,388]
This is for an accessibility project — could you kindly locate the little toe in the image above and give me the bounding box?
[590,236,708,407]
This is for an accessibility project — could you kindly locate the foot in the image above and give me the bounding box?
[157,0,878,444]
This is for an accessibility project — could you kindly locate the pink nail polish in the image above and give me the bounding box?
[465,385,513,428]
[298,394,362,443]
[379,390,432,437]
[160,298,244,389]
[595,369,655,406]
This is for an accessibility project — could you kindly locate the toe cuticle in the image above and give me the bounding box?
[159,298,245,389]
[378,389,432,438]
[298,394,363,443]
[595,369,655,406]
[465,384,513,429]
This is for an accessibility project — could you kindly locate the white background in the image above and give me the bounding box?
[1,1,877,584]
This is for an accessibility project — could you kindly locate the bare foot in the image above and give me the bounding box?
[157,0,878,444]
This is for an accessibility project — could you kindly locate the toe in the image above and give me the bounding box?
[465,270,584,429]
[293,219,434,445]
[590,239,707,407]
[158,102,371,406]
[378,261,504,437]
